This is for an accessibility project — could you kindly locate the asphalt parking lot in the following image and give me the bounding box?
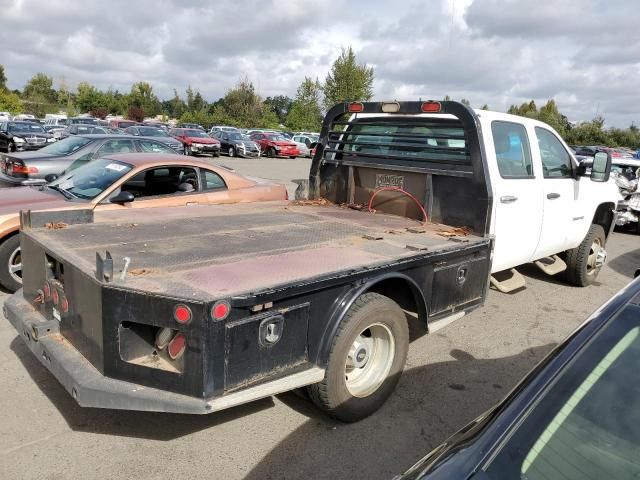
[0,157,639,479]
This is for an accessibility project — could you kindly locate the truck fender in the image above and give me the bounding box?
[314,272,428,367]
[592,202,616,240]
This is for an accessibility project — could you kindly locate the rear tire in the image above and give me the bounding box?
[565,224,606,286]
[0,235,22,292]
[307,292,409,422]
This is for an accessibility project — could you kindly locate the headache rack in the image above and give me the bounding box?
[309,101,488,198]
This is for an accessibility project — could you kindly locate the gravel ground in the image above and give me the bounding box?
[0,156,638,479]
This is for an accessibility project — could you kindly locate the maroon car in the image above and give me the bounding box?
[170,128,220,157]
[250,132,300,158]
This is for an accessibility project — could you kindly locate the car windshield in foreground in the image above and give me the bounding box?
[48,158,133,200]
[485,311,640,479]
[138,127,165,136]
[38,135,92,155]
[9,122,45,133]
[185,129,208,138]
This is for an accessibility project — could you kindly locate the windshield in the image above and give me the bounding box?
[138,127,165,137]
[71,118,98,125]
[486,312,640,479]
[266,134,288,142]
[8,122,45,134]
[49,158,133,200]
[185,129,208,138]
[229,133,251,141]
[38,136,92,155]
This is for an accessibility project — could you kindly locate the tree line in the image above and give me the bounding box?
[0,47,373,132]
[0,52,638,147]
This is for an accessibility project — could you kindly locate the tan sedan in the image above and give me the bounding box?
[0,153,287,291]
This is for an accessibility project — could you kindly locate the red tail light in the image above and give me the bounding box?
[211,301,230,320]
[60,296,69,313]
[43,282,51,299]
[421,102,441,113]
[12,164,39,174]
[168,333,186,360]
[348,102,364,113]
[174,304,192,324]
[52,289,59,306]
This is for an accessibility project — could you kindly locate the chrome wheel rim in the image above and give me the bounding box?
[587,238,605,275]
[345,323,395,398]
[8,246,22,284]
[228,147,234,157]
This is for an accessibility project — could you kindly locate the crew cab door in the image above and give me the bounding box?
[490,120,544,272]
[531,127,584,259]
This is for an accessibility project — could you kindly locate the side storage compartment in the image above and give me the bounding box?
[429,249,490,317]
[224,303,310,391]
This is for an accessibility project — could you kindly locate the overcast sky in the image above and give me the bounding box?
[2,0,638,127]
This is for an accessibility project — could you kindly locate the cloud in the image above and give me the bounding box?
[0,0,637,127]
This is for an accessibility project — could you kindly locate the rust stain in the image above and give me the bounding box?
[45,222,68,230]
[129,268,152,276]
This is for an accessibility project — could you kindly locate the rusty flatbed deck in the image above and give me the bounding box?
[27,201,488,301]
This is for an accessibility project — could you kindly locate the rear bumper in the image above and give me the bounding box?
[4,291,323,414]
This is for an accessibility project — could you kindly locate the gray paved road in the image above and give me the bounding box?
[0,156,638,479]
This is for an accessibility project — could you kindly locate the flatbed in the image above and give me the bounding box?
[35,202,486,301]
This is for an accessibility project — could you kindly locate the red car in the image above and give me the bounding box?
[170,128,220,157]
[250,132,300,158]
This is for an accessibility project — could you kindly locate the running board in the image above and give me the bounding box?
[490,269,526,293]
[534,255,567,276]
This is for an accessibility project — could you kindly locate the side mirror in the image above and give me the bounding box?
[590,152,611,182]
[45,173,58,183]
[109,191,135,205]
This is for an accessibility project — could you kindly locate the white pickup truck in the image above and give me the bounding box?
[476,110,619,290]
[6,101,620,422]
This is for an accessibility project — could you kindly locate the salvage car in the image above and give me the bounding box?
[250,132,300,158]
[395,273,640,479]
[216,131,261,157]
[3,101,618,423]
[108,119,138,129]
[0,135,178,185]
[68,117,99,126]
[0,121,55,152]
[123,125,185,154]
[0,153,287,291]
[612,158,640,233]
[170,128,220,157]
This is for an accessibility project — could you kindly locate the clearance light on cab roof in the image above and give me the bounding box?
[348,102,364,113]
[421,101,441,113]
[381,102,401,113]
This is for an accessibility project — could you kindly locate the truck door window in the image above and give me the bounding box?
[535,127,573,178]
[491,121,533,178]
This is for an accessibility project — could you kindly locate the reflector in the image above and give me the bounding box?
[174,304,192,324]
[168,333,186,360]
[212,301,230,320]
[155,327,173,350]
[61,296,69,313]
[348,102,364,113]
[43,283,51,299]
[52,289,59,306]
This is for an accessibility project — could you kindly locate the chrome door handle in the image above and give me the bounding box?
[547,193,560,200]
[500,195,518,204]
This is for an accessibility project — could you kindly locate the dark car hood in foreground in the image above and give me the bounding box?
[0,186,70,216]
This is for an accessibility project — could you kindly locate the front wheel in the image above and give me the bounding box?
[184,145,192,156]
[228,147,235,157]
[0,235,22,292]
[307,292,409,422]
[564,224,606,286]
[267,147,276,158]
[9,141,16,153]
